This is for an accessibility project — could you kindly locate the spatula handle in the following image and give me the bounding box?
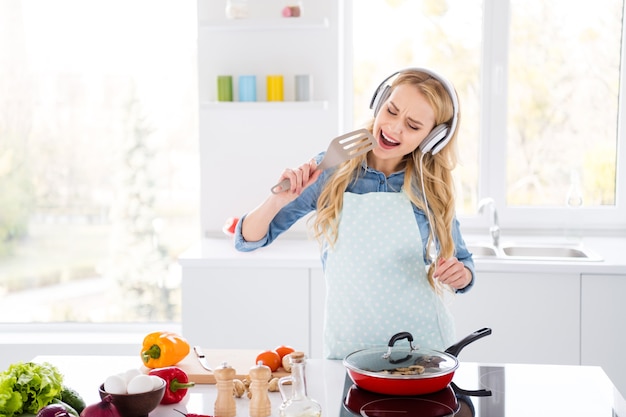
[271,178,291,194]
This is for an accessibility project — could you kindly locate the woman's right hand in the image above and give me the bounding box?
[273,159,321,202]
[242,159,321,243]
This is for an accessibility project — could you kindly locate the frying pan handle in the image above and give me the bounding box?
[444,327,492,357]
[450,381,492,397]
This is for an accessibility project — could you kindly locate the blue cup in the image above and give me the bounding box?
[238,75,257,102]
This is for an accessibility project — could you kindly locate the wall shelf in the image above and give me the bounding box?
[199,17,329,31]
[200,100,329,110]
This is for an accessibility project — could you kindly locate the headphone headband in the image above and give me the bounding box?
[369,67,459,155]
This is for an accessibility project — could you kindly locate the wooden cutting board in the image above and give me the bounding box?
[171,348,291,384]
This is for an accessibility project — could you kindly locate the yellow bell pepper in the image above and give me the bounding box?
[141,331,190,368]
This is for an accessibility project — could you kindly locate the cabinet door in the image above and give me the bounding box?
[581,274,626,397]
[182,266,310,353]
[448,271,580,365]
[310,268,325,358]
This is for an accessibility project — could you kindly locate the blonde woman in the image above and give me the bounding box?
[235,68,475,359]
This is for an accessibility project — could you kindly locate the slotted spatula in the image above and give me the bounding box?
[271,128,377,194]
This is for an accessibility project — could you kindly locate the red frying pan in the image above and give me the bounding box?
[343,328,492,396]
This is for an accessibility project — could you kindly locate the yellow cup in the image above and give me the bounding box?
[266,75,284,101]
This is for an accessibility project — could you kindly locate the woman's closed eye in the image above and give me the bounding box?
[386,102,423,131]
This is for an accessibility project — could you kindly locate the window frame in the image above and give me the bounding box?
[345,0,626,234]
[477,0,626,233]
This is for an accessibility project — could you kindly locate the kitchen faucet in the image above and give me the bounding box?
[477,197,500,248]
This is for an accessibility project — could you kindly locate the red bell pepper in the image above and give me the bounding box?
[149,366,195,404]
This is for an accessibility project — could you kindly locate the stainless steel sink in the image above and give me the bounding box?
[466,243,602,261]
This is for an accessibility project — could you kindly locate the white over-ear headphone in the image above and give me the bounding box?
[369,67,459,155]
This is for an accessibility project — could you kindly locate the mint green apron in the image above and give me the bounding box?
[323,191,456,359]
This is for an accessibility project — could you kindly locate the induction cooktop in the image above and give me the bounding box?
[339,363,624,417]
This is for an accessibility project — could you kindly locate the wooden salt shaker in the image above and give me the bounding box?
[214,362,237,417]
[249,362,272,417]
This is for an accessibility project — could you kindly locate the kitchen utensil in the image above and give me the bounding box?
[194,346,213,372]
[271,128,377,194]
[175,348,291,384]
[343,328,492,396]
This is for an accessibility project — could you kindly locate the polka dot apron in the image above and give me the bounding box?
[323,191,456,359]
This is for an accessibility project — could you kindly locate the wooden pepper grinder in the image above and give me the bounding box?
[249,362,272,417]
[214,362,237,417]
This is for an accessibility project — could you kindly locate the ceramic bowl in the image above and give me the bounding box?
[98,380,165,417]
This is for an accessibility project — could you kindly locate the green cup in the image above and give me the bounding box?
[217,75,233,101]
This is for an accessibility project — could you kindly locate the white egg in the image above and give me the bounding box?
[150,375,165,389]
[104,374,127,394]
[124,368,142,384]
[127,374,155,394]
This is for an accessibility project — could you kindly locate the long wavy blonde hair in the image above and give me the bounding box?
[311,70,461,290]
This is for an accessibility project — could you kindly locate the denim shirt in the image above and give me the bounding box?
[234,154,475,293]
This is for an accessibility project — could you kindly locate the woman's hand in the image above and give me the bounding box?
[433,257,472,290]
[274,159,321,200]
[241,159,320,243]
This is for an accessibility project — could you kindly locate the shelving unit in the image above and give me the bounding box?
[200,101,329,110]
[198,17,329,30]
[196,0,345,237]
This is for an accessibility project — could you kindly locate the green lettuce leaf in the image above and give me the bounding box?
[0,362,64,417]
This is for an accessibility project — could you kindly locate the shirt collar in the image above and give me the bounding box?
[360,159,406,177]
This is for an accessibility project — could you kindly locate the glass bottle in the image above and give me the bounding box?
[278,352,322,417]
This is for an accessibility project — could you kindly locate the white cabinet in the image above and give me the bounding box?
[196,0,345,238]
[581,274,626,397]
[182,266,311,352]
[449,271,580,365]
[310,268,325,358]
[181,264,326,358]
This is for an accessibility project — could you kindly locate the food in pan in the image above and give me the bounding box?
[372,354,447,375]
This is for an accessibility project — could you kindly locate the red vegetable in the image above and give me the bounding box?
[222,217,239,236]
[149,367,195,404]
[79,395,121,417]
[36,404,71,417]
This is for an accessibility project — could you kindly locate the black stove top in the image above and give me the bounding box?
[339,363,625,416]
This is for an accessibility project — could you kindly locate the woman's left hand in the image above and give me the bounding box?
[433,257,472,290]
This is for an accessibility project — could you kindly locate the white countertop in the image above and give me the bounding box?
[179,235,626,274]
[33,355,626,417]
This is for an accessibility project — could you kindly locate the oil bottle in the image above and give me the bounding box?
[278,352,322,417]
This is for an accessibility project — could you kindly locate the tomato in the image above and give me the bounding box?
[274,345,295,360]
[222,217,239,235]
[256,350,281,372]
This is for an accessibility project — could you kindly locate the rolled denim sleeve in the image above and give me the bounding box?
[233,214,269,251]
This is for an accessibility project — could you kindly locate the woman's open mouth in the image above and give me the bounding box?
[379,131,400,149]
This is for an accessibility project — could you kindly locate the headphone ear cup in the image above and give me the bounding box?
[372,85,391,116]
[419,124,449,154]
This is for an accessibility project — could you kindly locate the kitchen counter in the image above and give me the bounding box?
[33,355,626,417]
[179,235,626,273]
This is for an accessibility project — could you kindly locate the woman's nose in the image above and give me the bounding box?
[389,118,403,134]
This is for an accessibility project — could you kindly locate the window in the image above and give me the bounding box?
[0,1,199,323]
[350,0,626,232]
